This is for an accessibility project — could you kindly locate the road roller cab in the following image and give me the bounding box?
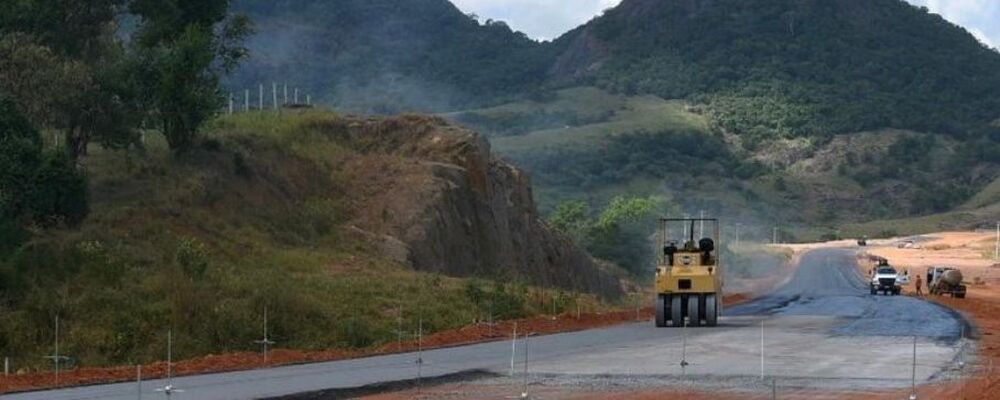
[654,218,723,327]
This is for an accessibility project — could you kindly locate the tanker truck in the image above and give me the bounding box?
[927,266,967,298]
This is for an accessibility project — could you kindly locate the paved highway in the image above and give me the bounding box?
[4,249,969,399]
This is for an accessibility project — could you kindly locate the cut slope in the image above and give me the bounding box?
[322,114,621,293]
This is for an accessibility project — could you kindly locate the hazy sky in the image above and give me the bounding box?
[451,0,1000,47]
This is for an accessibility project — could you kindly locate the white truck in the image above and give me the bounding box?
[870,262,902,296]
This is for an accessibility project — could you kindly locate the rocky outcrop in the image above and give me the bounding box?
[331,115,622,298]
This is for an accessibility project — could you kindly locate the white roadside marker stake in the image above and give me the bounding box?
[521,333,529,398]
[910,336,918,400]
[761,319,765,380]
[510,322,517,376]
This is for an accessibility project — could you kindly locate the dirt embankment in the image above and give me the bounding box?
[329,115,622,298]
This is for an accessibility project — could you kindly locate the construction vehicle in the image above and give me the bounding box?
[869,260,902,296]
[927,266,966,298]
[654,218,722,327]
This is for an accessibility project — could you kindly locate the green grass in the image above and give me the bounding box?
[491,91,709,155]
[961,176,1000,210]
[446,86,627,119]
[0,110,619,371]
[461,87,718,213]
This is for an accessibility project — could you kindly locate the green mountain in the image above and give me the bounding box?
[228,0,1000,236]
[551,0,1000,143]
[232,0,1000,138]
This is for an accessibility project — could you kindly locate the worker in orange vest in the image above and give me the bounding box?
[914,274,924,296]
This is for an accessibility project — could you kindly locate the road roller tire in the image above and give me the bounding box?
[705,294,718,327]
[655,294,667,327]
[687,294,701,327]
[671,295,684,327]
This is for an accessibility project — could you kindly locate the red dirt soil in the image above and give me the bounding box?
[0,294,748,395]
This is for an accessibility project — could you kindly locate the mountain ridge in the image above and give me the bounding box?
[227,0,999,231]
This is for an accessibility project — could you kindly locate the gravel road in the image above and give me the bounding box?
[5,249,971,399]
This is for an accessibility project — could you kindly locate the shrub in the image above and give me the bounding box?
[30,152,89,227]
[0,95,88,228]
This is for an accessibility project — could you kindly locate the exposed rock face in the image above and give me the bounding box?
[333,115,622,298]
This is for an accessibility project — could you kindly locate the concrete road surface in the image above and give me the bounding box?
[5,249,971,400]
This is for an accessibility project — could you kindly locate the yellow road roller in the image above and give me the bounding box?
[654,218,723,327]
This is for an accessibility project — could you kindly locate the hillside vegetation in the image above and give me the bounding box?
[452,87,998,240]
[0,0,632,375]
[0,111,617,370]
[559,0,1000,143]
[232,0,1000,142]
[229,0,1000,239]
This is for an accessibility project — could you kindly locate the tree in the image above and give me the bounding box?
[0,0,126,59]
[130,0,251,153]
[0,33,91,136]
[0,0,132,159]
[30,152,89,227]
[0,95,43,222]
[549,200,591,245]
[549,196,667,275]
[0,94,88,229]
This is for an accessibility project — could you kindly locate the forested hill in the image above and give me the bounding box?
[228,0,552,113]
[230,0,1000,143]
[552,0,1000,143]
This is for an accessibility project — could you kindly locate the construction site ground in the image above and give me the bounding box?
[364,233,1000,400]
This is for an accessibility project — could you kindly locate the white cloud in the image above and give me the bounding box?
[450,0,622,40]
[905,0,1000,48]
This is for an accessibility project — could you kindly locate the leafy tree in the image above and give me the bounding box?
[30,152,88,227]
[550,196,667,275]
[549,200,591,245]
[0,0,125,59]
[130,0,251,153]
[80,50,146,151]
[0,94,88,229]
[596,196,663,231]
[0,1,133,159]
[588,196,665,274]
[0,34,91,139]
[0,95,43,222]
